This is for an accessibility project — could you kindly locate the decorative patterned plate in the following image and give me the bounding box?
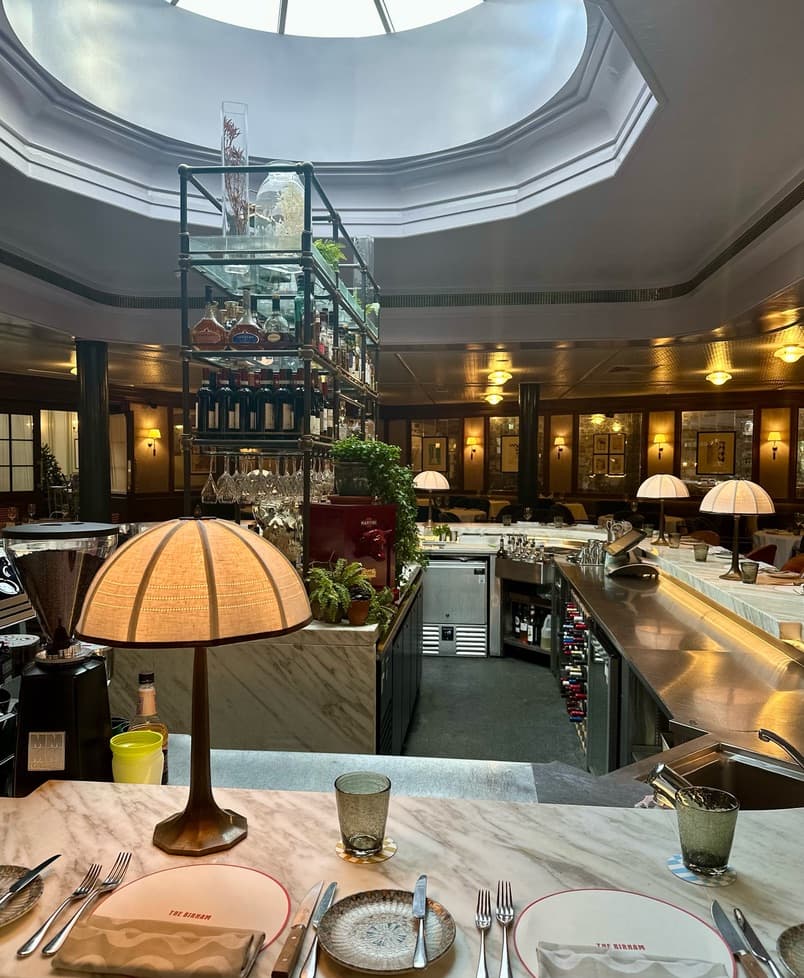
[0,865,44,928]
[778,923,804,977]
[318,889,456,973]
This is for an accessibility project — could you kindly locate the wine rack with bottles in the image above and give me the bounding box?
[558,596,589,750]
[177,161,380,570]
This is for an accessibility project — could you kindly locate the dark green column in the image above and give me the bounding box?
[518,382,540,504]
[76,339,111,522]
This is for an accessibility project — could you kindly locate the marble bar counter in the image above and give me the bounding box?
[648,544,804,639]
[108,569,424,755]
[2,780,803,978]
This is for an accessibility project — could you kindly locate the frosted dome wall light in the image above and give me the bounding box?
[706,370,732,386]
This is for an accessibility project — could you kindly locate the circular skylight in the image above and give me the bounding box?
[169,0,484,37]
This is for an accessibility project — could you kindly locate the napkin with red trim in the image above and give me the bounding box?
[537,943,729,977]
[53,914,264,978]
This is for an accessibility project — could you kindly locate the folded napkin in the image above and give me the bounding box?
[53,914,264,978]
[537,943,729,977]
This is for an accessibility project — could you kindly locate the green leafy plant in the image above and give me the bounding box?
[349,578,373,601]
[367,586,395,634]
[432,524,451,541]
[307,559,369,624]
[329,437,425,576]
[314,239,346,271]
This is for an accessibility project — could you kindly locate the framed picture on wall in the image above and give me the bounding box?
[609,433,625,454]
[593,433,609,454]
[191,446,210,474]
[422,436,447,472]
[501,436,519,473]
[608,454,625,476]
[593,455,608,475]
[410,434,423,473]
[697,431,735,475]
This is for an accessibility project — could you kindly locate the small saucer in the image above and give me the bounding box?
[666,854,736,887]
[0,865,44,928]
[778,923,804,977]
[335,837,397,864]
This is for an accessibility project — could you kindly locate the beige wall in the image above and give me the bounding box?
[462,418,484,492]
[132,404,170,493]
[548,414,573,495]
[647,410,675,476]
[758,406,792,501]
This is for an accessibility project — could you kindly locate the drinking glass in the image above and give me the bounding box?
[676,786,739,876]
[668,532,681,548]
[26,503,36,522]
[740,560,759,584]
[693,542,709,562]
[201,457,218,504]
[335,771,391,857]
[215,456,238,504]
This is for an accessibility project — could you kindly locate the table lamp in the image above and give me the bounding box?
[636,474,689,545]
[76,518,311,855]
[699,479,775,580]
[413,470,450,527]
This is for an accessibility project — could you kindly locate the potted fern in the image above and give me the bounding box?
[347,578,374,626]
[307,559,369,624]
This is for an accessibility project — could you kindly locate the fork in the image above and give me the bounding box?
[16,863,101,958]
[496,881,514,978]
[42,852,132,957]
[475,888,492,978]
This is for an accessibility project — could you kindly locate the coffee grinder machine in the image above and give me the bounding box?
[0,522,119,796]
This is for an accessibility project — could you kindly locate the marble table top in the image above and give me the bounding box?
[2,780,802,978]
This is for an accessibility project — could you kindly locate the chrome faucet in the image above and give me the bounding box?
[757,728,804,771]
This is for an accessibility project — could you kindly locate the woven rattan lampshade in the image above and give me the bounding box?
[413,470,450,491]
[636,474,689,545]
[77,518,311,647]
[76,518,311,856]
[700,479,775,581]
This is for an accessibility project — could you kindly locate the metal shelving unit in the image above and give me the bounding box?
[177,161,380,570]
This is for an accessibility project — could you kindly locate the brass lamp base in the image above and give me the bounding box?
[719,569,742,581]
[719,515,743,582]
[153,645,248,856]
[153,805,247,856]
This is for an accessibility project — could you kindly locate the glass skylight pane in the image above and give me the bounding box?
[284,0,382,38]
[387,0,482,33]
[175,0,281,33]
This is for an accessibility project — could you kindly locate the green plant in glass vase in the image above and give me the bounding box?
[329,437,425,577]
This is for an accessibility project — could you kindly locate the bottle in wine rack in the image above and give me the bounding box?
[254,370,275,433]
[275,369,295,433]
[195,369,213,434]
[229,288,264,350]
[216,372,234,433]
[190,287,227,351]
[235,369,254,433]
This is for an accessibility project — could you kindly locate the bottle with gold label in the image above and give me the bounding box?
[190,286,227,350]
[264,294,291,350]
[228,287,264,350]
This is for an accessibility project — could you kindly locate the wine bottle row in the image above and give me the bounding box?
[559,600,588,725]
[189,286,374,389]
[511,601,542,646]
[195,368,333,437]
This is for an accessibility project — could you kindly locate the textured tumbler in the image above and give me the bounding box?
[335,771,391,857]
[693,542,709,561]
[740,560,759,583]
[676,786,739,876]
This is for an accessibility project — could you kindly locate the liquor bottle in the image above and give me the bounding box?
[190,287,227,350]
[274,369,295,433]
[292,369,306,432]
[513,603,521,639]
[229,287,264,350]
[526,607,534,644]
[264,294,290,350]
[207,371,220,432]
[254,369,275,432]
[216,371,234,433]
[321,379,333,438]
[235,369,254,433]
[128,671,169,785]
[309,377,322,437]
[228,372,241,431]
[195,369,213,434]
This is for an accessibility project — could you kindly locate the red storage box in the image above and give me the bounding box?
[309,502,397,589]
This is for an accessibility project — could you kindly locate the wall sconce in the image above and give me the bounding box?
[774,345,804,364]
[465,436,480,461]
[484,393,503,405]
[146,428,162,457]
[487,369,512,386]
[554,436,565,460]
[706,370,732,386]
[590,414,605,426]
[767,431,782,461]
[653,433,668,459]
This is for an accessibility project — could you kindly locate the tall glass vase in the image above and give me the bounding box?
[221,101,249,237]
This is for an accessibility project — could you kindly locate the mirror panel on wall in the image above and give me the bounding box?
[411,419,461,485]
[577,412,642,496]
[680,409,753,494]
[0,413,34,492]
[487,417,544,493]
[797,407,804,499]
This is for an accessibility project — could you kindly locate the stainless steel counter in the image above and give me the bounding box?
[557,560,804,765]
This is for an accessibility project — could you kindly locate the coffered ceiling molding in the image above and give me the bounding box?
[0,0,657,235]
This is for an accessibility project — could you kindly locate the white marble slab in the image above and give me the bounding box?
[1,780,802,978]
[650,546,804,638]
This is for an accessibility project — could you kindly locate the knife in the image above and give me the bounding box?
[299,882,337,978]
[412,874,428,969]
[734,908,785,978]
[272,881,323,978]
[711,901,766,978]
[0,854,61,910]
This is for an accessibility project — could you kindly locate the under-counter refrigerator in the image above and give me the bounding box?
[422,558,488,655]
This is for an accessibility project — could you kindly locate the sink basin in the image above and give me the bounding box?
[668,744,804,810]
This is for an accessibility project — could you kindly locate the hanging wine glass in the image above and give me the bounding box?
[201,456,217,504]
[216,455,238,503]
[234,455,251,504]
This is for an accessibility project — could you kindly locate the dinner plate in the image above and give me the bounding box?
[766,571,801,579]
[778,923,804,977]
[97,864,289,949]
[318,889,456,973]
[0,865,44,929]
[513,888,735,978]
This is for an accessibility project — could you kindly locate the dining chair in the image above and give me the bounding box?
[690,529,721,547]
[745,543,777,564]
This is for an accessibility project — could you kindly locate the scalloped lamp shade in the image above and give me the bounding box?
[413,470,450,491]
[636,474,690,500]
[76,518,311,857]
[699,480,775,581]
